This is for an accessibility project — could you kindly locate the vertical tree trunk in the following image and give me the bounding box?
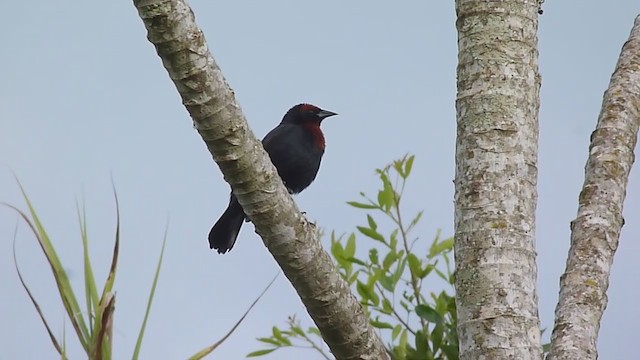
[132,1,388,359]
[547,15,640,360]
[454,0,542,358]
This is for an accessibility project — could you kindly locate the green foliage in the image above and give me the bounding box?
[7,179,276,360]
[247,316,332,359]
[6,181,165,360]
[251,155,459,359]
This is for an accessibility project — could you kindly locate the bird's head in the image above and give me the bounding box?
[281,103,338,125]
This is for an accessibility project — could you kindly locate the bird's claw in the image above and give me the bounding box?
[300,213,317,228]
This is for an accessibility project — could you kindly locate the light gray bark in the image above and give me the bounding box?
[131,1,388,359]
[454,0,542,358]
[547,15,640,360]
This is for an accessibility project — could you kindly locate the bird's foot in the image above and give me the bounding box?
[299,211,318,229]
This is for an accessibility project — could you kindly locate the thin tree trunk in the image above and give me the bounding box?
[547,15,640,360]
[454,0,542,358]
[132,1,388,359]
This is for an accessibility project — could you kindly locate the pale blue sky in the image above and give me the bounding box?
[1,1,639,359]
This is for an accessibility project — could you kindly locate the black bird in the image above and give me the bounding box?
[209,103,338,253]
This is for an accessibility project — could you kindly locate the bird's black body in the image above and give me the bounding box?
[209,104,337,254]
[261,123,324,193]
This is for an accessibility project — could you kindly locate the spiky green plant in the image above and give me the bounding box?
[5,179,276,359]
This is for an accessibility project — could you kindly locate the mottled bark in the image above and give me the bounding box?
[132,0,387,359]
[454,0,542,359]
[547,15,640,360]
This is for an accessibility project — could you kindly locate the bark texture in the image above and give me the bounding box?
[454,0,542,358]
[547,15,640,360]
[132,1,388,359]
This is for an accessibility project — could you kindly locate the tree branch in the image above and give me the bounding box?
[547,15,640,360]
[131,0,387,359]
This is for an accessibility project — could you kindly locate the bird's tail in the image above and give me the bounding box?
[209,195,245,254]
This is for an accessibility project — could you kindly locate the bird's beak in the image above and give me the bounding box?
[317,109,338,119]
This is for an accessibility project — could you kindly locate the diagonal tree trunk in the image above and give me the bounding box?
[453,0,543,358]
[132,0,388,359]
[547,15,640,360]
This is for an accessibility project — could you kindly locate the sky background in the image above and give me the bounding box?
[1,1,639,359]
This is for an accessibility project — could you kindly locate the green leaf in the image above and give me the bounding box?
[377,186,394,212]
[369,248,379,265]
[331,240,344,259]
[442,345,459,360]
[346,201,378,209]
[400,300,410,312]
[348,271,359,285]
[357,226,386,243]
[368,268,383,287]
[308,327,321,337]
[434,268,448,282]
[76,202,98,330]
[399,329,409,353]
[379,275,395,292]
[290,325,305,337]
[337,268,349,282]
[344,233,356,259]
[420,264,434,279]
[367,214,377,231]
[257,337,281,346]
[101,184,121,305]
[407,253,422,278]
[11,181,91,350]
[347,257,367,266]
[370,320,394,329]
[61,324,67,360]
[392,258,406,285]
[407,210,423,232]
[132,223,167,360]
[356,281,370,302]
[392,324,402,341]
[431,324,443,352]
[435,291,452,316]
[429,237,454,259]
[404,155,415,178]
[393,159,404,176]
[356,281,379,306]
[247,349,276,357]
[447,295,457,315]
[382,251,398,270]
[389,229,399,250]
[414,330,430,356]
[381,298,393,315]
[97,293,114,360]
[367,285,380,307]
[272,327,291,346]
[415,304,442,324]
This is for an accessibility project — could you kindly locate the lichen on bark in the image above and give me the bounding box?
[547,15,640,360]
[454,0,542,358]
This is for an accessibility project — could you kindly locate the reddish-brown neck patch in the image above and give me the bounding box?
[304,122,325,150]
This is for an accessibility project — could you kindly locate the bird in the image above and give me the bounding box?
[208,103,338,254]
